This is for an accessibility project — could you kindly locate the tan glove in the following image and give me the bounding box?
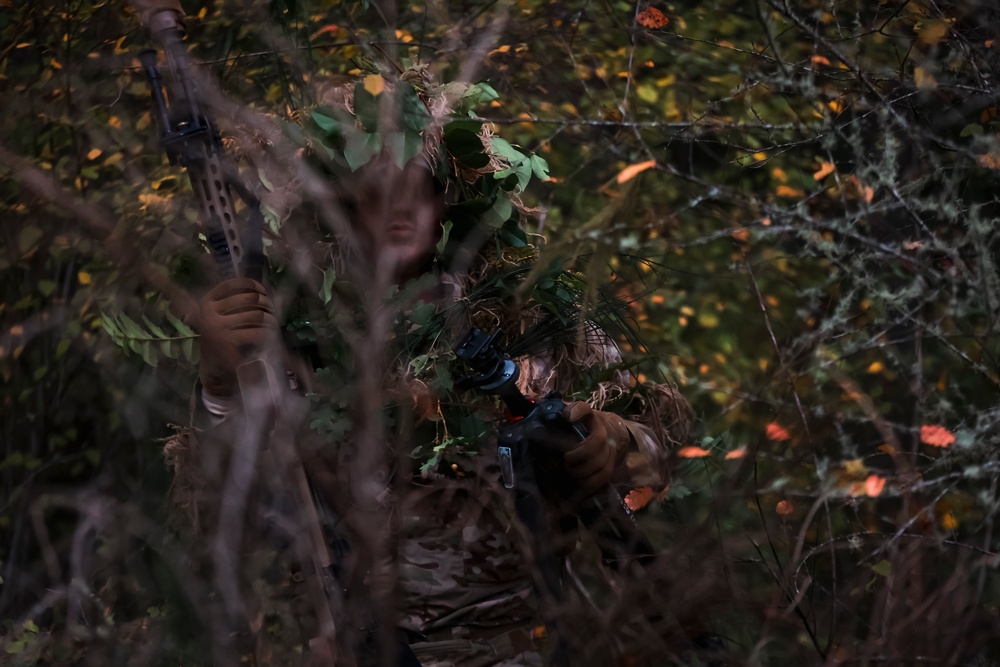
[533,401,631,497]
[197,278,279,397]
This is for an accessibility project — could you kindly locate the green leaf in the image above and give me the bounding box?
[386,131,424,169]
[353,80,379,132]
[101,315,120,338]
[529,154,550,180]
[870,559,891,577]
[443,125,490,168]
[38,280,56,297]
[481,195,513,228]
[399,83,431,132]
[165,310,195,337]
[474,82,499,103]
[499,219,527,247]
[344,131,382,171]
[490,137,526,163]
[436,220,453,254]
[139,340,156,366]
[320,268,336,305]
[117,314,147,338]
[55,338,70,358]
[960,123,983,137]
[311,111,340,134]
[181,337,195,363]
[141,314,168,339]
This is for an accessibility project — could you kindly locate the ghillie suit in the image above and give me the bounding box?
[160,59,692,666]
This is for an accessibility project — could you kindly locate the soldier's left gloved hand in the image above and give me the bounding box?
[533,401,631,496]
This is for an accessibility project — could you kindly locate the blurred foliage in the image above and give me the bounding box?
[3,0,1000,664]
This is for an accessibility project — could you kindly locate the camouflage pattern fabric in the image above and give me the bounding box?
[396,460,543,664]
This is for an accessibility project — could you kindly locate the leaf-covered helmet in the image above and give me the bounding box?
[298,68,550,267]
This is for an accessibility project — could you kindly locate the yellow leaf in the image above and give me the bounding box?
[867,361,884,374]
[698,312,719,328]
[813,162,835,180]
[677,446,711,458]
[916,20,949,45]
[725,447,747,460]
[940,511,958,531]
[829,99,844,114]
[108,116,122,129]
[843,458,868,478]
[914,66,937,91]
[77,271,92,285]
[616,160,657,184]
[363,74,385,96]
[776,185,804,198]
[86,148,102,161]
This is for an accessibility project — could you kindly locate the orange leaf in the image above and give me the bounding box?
[775,499,794,516]
[625,486,655,511]
[766,423,790,441]
[775,185,804,198]
[725,447,747,460]
[811,55,831,67]
[616,160,657,184]
[637,7,669,29]
[677,446,711,458]
[813,162,835,180]
[624,485,669,511]
[865,475,886,497]
[920,424,955,448]
[310,24,340,40]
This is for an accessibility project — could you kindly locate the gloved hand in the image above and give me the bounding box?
[197,278,278,398]
[532,401,632,497]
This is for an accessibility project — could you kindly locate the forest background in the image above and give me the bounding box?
[2,0,1000,664]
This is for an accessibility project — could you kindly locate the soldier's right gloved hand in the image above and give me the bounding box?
[197,278,278,398]
[531,401,631,497]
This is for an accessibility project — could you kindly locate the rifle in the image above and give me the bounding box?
[454,327,659,665]
[135,8,342,664]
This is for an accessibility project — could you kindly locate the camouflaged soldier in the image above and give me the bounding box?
[136,2,693,664]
